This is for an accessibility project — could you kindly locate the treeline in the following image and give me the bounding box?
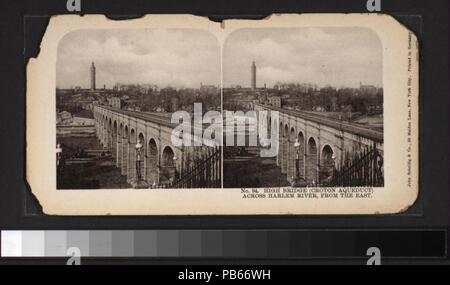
[139,87,220,112]
[284,89,383,113]
[57,104,84,114]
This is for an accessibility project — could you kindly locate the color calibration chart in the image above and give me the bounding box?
[0,230,446,259]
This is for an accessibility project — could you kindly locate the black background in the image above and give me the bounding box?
[0,0,448,264]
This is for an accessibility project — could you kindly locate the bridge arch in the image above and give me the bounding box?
[136,132,145,180]
[279,124,289,174]
[113,120,117,132]
[137,132,145,152]
[104,116,109,146]
[124,125,129,139]
[297,131,305,145]
[112,121,118,160]
[296,131,306,180]
[127,129,137,183]
[160,145,176,185]
[306,137,318,185]
[116,123,123,168]
[146,138,159,186]
[321,144,334,165]
[121,125,129,176]
[320,144,335,184]
[148,138,158,156]
[276,121,283,167]
[138,132,145,144]
[321,144,336,161]
[130,128,136,142]
[286,127,296,180]
[102,117,109,151]
[290,127,296,141]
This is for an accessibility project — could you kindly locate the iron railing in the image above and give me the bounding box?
[328,144,384,187]
[167,147,221,189]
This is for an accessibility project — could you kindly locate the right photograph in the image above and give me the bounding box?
[223,27,384,188]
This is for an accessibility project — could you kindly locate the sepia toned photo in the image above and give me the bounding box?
[223,28,384,188]
[27,14,418,215]
[55,29,221,190]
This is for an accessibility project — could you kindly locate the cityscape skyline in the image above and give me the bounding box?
[59,59,381,92]
[60,59,381,92]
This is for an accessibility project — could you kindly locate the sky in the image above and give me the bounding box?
[56,29,220,89]
[223,27,383,89]
[57,27,382,90]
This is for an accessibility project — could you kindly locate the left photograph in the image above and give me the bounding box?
[56,29,221,189]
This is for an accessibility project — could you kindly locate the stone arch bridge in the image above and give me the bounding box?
[254,103,384,186]
[93,105,220,188]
